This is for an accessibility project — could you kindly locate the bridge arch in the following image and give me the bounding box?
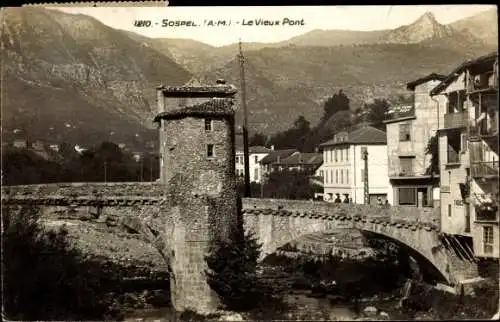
[242,199,478,287]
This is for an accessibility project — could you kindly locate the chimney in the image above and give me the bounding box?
[216,79,226,85]
[270,145,275,151]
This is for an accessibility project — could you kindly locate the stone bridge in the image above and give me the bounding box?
[2,183,478,289]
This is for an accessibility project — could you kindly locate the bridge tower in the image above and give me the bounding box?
[154,80,239,314]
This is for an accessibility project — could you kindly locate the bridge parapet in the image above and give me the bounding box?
[1,182,166,201]
[241,198,440,228]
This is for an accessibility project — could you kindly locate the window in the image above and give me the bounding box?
[448,204,452,217]
[319,170,324,178]
[335,149,338,162]
[399,123,411,141]
[335,170,338,184]
[207,144,214,157]
[399,157,414,176]
[340,149,343,162]
[346,169,349,184]
[340,169,344,184]
[324,151,328,163]
[254,168,259,181]
[254,156,258,163]
[205,118,213,131]
[325,170,329,184]
[447,130,461,164]
[361,169,365,182]
[330,151,333,163]
[483,226,494,254]
[398,188,416,205]
[346,149,349,161]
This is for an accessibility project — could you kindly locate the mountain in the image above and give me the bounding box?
[450,8,498,46]
[194,42,491,134]
[2,7,497,143]
[2,7,191,147]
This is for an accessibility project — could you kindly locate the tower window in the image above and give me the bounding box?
[207,144,215,157]
[205,118,213,131]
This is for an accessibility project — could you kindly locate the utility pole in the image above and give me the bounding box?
[238,39,251,197]
[104,160,108,183]
[361,147,369,204]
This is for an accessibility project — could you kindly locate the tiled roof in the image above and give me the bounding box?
[406,73,446,91]
[154,98,234,122]
[278,152,323,165]
[430,51,498,96]
[158,84,237,98]
[319,126,387,147]
[260,149,298,165]
[249,146,272,154]
[235,145,272,154]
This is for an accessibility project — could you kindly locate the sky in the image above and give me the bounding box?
[51,5,496,47]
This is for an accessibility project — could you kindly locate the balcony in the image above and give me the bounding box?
[443,112,468,130]
[471,161,499,178]
[474,193,499,222]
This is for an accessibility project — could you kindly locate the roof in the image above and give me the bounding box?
[157,84,237,98]
[430,52,498,96]
[278,152,323,166]
[235,146,272,154]
[249,146,272,154]
[406,73,446,91]
[260,149,298,165]
[319,126,387,147]
[154,98,234,122]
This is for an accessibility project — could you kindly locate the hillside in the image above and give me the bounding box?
[2,7,191,147]
[195,42,492,133]
[450,8,498,46]
[1,7,497,143]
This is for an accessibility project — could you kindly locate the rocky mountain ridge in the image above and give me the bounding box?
[2,7,497,143]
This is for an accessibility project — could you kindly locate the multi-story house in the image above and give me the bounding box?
[271,152,323,174]
[431,52,499,259]
[319,125,388,204]
[259,149,299,180]
[235,145,272,183]
[384,73,446,208]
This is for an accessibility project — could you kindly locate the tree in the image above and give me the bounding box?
[365,99,390,130]
[322,90,350,121]
[425,134,439,175]
[263,169,320,200]
[249,132,268,147]
[2,205,109,320]
[205,231,267,310]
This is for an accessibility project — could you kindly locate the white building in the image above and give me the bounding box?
[235,145,272,183]
[319,126,389,204]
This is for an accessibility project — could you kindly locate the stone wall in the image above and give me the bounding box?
[241,198,440,225]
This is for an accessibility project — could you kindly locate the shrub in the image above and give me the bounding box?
[1,205,109,320]
[205,230,270,310]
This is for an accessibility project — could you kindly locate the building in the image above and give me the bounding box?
[271,152,323,174]
[431,52,499,259]
[154,80,240,313]
[384,73,446,208]
[319,126,388,204]
[260,149,299,180]
[235,145,272,183]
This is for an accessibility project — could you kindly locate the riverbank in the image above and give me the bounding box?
[27,218,499,321]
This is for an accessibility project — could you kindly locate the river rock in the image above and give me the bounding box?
[363,306,378,316]
[379,311,389,319]
[218,311,244,321]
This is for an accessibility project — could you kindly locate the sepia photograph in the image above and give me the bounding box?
[1,3,499,321]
